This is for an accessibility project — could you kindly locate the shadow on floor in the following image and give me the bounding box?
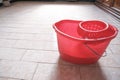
[50,57,108,80]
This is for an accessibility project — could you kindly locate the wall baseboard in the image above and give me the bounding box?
[95,1,120,20]
[15,0,95,2]
[0,3,2,6]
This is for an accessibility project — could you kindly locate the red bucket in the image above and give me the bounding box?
[53,20,118,64]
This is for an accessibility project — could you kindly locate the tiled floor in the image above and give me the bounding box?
[0,1,120,80]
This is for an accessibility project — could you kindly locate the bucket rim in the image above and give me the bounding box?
[53,20,118,42]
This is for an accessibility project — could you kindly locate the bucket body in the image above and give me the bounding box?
[53,20,118,64]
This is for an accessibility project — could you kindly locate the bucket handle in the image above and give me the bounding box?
[84,43,107,57]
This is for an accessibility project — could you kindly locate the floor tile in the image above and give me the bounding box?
[0,32,11,39]
[0,77,21,80]
[117,32,120,38]
[35,33,57,42]
[80,66,106,80]
[33,63,80,80]
[22,50,59,63]
[13,40,34,49]
[14,40,58,51]
[97,54,119,67]
[0,32,56,41]
[0,60,37,80]
[110,45,120,55]
[107,67,120,80]
[0,26,53,34]
[97,47,119,67]
[0,39,16,48]
[0,23,49,28]
[0,48,26,60]
[110,38,120,45]
[80,66,120,80]
[10,33,36,40]
[0,1,120,80]
[112,54,120,65]
[43,41,58,51]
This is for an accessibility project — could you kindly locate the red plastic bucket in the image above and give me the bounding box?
[53,20,118,64]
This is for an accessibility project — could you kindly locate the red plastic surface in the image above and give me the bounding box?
[78,20,110,39]
[79,20,108,31]
[53,20,118,64]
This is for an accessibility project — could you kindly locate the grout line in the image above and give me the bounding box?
[0,32,53,34]
[31,63,39,80]
[0,58,80,67]
[109,46,114,54]
[20,49,28,61]
[0,76,25,80]
[0,46,58,52]
[95,66,120,68]
[1,57,120,68]
[0,38,56,42]
[109,44,120,45]
[24,49,58,52]
[15,59,120,68]
[79,66,82,80]
[0,30,53,34]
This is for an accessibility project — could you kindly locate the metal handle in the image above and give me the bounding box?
[102,51,107,57]
[84,43,107,57]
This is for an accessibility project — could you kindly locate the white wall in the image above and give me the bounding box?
[0,0,3,3]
